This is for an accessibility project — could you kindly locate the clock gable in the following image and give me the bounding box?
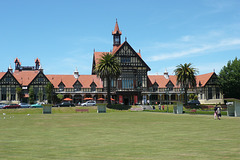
[114,41,150,71]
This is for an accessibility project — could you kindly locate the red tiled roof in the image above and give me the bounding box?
[148,75,178,88]
[112,20,122,35]
[93,52,111,67]
[13,70,39,86]
[148,72,214,88]
[46,75,76,88]
[78,75,103,88]
[46,74,103,88]
[0,72,6,79]
[195,72,215,87]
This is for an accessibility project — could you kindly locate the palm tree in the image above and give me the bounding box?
[174,63,198,104]
[95,53,121,106]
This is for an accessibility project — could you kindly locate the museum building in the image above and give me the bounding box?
[0,21,224,105]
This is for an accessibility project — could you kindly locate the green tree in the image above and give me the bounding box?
[38,90,43,102]
[57,94,64,102]
[218,57,240,99]
[174,63,198,104]
[29,87,35,104]
[16,87,22,102]
[95,53,121,106]
[46,82,54,104]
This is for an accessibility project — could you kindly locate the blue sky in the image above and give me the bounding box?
[0,0,239,75]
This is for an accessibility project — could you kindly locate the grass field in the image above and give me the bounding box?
[0,108,240,160]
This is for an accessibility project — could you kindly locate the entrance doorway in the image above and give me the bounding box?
[123,98,129,105]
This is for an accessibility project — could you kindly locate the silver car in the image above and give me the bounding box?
[81,100,96,106]
[19,103,31,108]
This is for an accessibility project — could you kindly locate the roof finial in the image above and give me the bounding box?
[125,37,127,41]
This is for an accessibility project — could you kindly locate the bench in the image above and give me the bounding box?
[75,109,89,113]
[190,109,197,113]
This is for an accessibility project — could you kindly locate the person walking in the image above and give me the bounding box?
[216,106,222,120]
[214,104,218,120]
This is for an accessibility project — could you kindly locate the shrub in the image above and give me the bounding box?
[107,104,131,110]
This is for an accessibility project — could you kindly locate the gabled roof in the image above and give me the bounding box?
[13,70,39,86]
[148,72,215,88]
[46,74,103,89]
[195,72,215,87]
[46,75,77,88]
[93,41,148,72]
[79,75,102,88]
[148,75,177,88]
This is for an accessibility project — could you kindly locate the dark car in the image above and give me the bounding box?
[53,102,75,107]
[3,104,21,109]
[187,100,200,105]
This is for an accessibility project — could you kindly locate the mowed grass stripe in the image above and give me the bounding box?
[0,112,239,160]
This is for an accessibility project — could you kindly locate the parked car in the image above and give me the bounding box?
[53,102,75,107]
[30,103,43,108]
[0,103,7,109]
[187,100,200,105]
[19,103,31,108]
[81,100,96,106]
[3,104,21,109]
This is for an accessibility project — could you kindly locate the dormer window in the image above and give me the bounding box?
[58,81,65,92]
[73,80,82,91]
[153,82,159,92]
[90,81,97,92]
[166,80,174,91]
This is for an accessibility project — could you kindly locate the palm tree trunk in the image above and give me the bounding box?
[184,88,188,105]
[107,77,111,106]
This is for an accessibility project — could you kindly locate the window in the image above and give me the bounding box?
[208,87,212,99]
[91,86,96,92]
[2,94,6,100]
[153,85,158,92]
[216,87,220,99]
[121,57,131,63]
[59,84,64,92]
[11,94,16,100]
[122,79,134,89]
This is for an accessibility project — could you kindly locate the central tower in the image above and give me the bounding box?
[112,19,122,46]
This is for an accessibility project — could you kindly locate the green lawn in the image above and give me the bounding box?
[0,109,240,160]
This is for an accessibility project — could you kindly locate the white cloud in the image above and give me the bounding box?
[147,38,240,62]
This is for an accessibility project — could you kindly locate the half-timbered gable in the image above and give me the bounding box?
[0,71,21,101]
[113,41,150,91]
[196,72,223,104]
[73,80,82,91]
[28,71,50,101]
[58,81,65,92]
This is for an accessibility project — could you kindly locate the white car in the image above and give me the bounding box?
[19,103,31,108]
[81,100,96,106]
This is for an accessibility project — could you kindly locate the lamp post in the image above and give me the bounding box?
[165,88,169,113]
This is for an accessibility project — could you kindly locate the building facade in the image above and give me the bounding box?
[0,21,224,105]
